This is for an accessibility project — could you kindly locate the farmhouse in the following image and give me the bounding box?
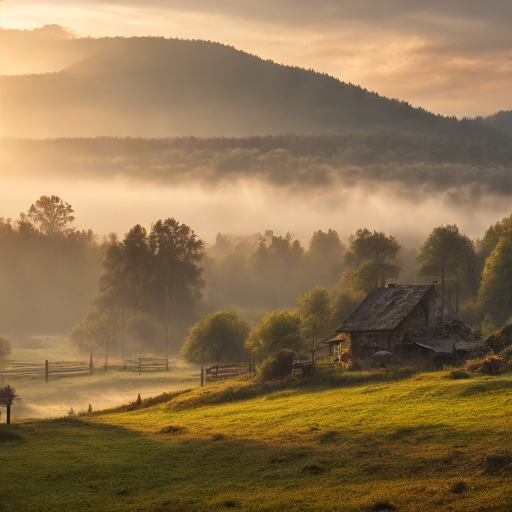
[325,284,481,366]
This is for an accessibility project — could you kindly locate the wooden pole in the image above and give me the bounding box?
[6,404,11,424]
[45,360,49,383]
[201,366,204,387]
[138,358,141,376]
[89,353,94,374]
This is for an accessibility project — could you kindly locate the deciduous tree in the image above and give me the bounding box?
[26,195,75,235]
[0,336,12,361]
[0,385,20,424]
[181,311,250,365]
[416,224,475,306]
[246,310,302,362]
[344,229,400,292]
[296,286,333,360]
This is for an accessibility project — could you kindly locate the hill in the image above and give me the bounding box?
[0,36,482,138]
[484,111,512,135]
[1,372,511,511]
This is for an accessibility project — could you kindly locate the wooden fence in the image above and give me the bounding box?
[203,364,249,384]
[0,357,171,382]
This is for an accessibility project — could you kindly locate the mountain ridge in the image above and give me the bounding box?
[0,35,476,139]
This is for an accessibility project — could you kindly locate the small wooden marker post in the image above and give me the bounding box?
[201,366,204,387]
[45,360,49,383]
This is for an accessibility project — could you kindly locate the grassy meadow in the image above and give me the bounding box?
[1,371,511,512]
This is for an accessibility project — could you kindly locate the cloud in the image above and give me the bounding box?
[1,1,512,116]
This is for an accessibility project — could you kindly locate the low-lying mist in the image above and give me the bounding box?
[2,135,512,246]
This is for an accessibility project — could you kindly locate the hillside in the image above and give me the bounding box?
[484,111,512,135]
[0,36,485,138]
[1,372,511,511]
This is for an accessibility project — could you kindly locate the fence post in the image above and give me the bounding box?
[45,360,49,383]
[201,366,204,387]
[138,358,141,376]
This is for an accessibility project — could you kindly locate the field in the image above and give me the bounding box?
[1,371,511,512]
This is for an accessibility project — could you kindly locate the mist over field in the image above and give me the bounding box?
[2,21,512,426]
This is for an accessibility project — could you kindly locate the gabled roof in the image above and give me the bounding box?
[335,285,434,333]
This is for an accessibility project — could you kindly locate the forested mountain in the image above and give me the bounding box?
[483,111,512,135]
[0,35,500,138]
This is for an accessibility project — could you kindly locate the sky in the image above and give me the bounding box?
[1,0,511,118]
[1,1,512,245]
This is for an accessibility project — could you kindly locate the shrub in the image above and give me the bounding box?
[481,356,502,375]
[500,345,512,363]
[256,349,295,382]
[347,358,367,372]
[484,331,509,353]
[447,369,471,379]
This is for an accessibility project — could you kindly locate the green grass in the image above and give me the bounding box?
[1,372,511,512]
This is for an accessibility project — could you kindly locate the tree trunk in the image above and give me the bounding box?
[6,404,10,424]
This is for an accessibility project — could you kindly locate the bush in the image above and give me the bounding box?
[256,349,295,382]
[347,358,367,372]
[500,345,512,363]
[484,331,509,353]
[481,356,502,375]
[447,369,471,379]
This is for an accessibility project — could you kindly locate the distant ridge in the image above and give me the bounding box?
[0,36,474,138]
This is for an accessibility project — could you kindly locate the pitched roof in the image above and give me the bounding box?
[335,285,434,333]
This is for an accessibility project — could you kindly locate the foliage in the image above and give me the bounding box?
[0,217,104,332]
[344,229,401,293]
[478,234,512,325]
[246,310,302,362]
[483,329,511,353]
[0,385,19,406]
[416,224,475,298]
[125,312,164,351]
[0,336,12,361]
[256,349,296,382]
[296,286,333,349]
[446,369,471,379]
[72,218,205,355]
[481,356,502,375]
[26,195,75,235]
[180,311,250,365]
[305,229,345,286]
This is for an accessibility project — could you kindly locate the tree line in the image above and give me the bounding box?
[3,195,512,362]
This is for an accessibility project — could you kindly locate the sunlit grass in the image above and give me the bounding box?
[1,372,511,511]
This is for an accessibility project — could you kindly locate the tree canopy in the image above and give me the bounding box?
[344,229,401,292]
[26,195,75,235]
[180,311,250,365]
[477,234,512,326]
[416,224,475,297]
[71,218,205,356]
[0,337,12,361]
[245,310,302,363]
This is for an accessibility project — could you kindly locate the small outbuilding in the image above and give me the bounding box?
[325,284,481,366]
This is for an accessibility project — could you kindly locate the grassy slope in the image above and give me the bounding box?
[1,373,511,512]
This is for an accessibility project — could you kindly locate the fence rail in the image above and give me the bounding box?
[204,364,249,383]
[0,357,172,382]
